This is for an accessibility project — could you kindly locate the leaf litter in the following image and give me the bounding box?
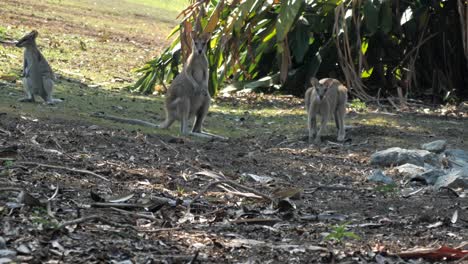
[1,95,467,263]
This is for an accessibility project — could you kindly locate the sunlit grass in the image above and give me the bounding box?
[127,0,189,13]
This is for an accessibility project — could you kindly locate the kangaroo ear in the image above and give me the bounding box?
[201,32,211,41]
[30,30,39,39]
[310,77,319,87]
[191,30,198,39]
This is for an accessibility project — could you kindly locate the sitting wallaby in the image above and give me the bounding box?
[305,77,348,144]
[16,30,62,104]
[159,31,222,139]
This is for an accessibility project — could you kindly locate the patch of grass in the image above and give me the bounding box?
[127,0,189,14]
[349,98,367,112]
[375,183,399,194]
[3,160,14,167]
[0,26,6,41]
[324,222,360,242]
[0,0,181,88]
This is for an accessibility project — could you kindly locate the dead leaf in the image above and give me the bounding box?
[451,210,458,224]
[0,75,16,82]
[398,246,468,261]
[231,218,281,226]
[271,187,303,200]
[108,193,134,203]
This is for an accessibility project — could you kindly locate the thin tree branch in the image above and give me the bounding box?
[16,161,110,181]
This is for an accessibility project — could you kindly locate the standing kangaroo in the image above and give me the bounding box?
[159,31,223,139]
[305,77,348,144]
[16,30,62,104]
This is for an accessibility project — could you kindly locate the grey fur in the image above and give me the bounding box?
[16,30,62,104]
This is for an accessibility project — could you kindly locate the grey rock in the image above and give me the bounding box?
[368,170,394,184]
[444,149,468,169]
[411,169,447,185]
[16,244,30,255]
[421,140,447,153]
[370,147,438,167]
[0,258,13,264]
[395,163,426,177]
[434,167,468,189]
[0,237,5,250]
[0,249,16,258]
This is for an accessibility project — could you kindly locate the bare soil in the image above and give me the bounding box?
[1,0,467,262]
[0,98,467,263]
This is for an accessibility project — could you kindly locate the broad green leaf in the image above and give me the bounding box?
[276,0,303,43]
[361,67,373,78]
[290,18,309,63]
[379,1,392,34]
[363,0,379,35]
[361,39,369,54]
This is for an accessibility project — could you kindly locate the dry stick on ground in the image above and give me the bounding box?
[387,97,400,111]
[190,180,273,208]
[306,185,359,194]
[47,184,60,201]
[158,139,180,157]
[109,207,157,221]
[0,187,24,192]
[56,214,135,230]
[16,161,110,182]
[0,128,12,137]
[91,112,159,128]
[138,227,181,233]
[91,202,147,209]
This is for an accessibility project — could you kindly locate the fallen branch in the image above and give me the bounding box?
[16,161,110,182]
[47,184,60,201]
[306,185,359,194]
[57,215,100,229]
[0,128,11,137]
[56,215,135,230]
[0,187,24,192]
[138,227,181,233]
[0,158,16,161]
[191,180,273,206]
[91,112,159,128]
[110,207,157,221]
[91,202,147,209]
[387,97,400,111]
[91,112,227,140]
[217,185,265,199]
[158,138,180,157]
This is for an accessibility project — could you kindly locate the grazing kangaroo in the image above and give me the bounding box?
[305,77,348,144]
[16,30,62,104]
[159,31,223,139]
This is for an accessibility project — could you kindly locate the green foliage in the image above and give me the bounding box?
[0,26,6,41]
[31,208,58,229]
[135,0,468,101]
[176,186,186,196]
[3,160,14,167]
[324,222,360,242]
[375,183,398,194]
[349,98,367,112]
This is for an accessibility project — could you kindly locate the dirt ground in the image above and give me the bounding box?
[0,98,467,263]
[1,0,467,263]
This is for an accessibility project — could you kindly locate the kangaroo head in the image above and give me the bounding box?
[191,31,210,55]
[310,77,327,101]
[16,30,38,48]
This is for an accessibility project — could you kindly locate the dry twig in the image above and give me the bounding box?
[191,180,273,206]
[91,112,159,128]
[16,161,110,182]
[56,215,135,230]
[110,207,157,221]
